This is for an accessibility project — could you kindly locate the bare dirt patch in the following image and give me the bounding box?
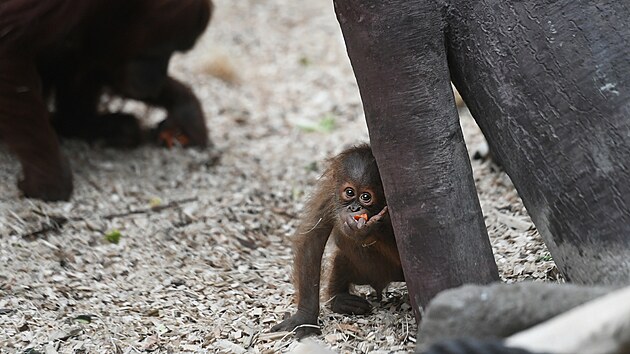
[0,1,559,352]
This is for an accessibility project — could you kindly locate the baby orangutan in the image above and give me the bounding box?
[272,144,404,338]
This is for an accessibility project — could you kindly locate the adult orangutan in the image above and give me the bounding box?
[0,0,212,201]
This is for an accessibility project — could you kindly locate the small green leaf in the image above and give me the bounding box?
[291,188,303,201]
[318,115,336,133]
[299,56,311,66]
[105,230,122,244]
[304,161,318,172]
[297,114,337,133]
[537,253,553,262]
[149,197,162,208]
[74,314,92,324]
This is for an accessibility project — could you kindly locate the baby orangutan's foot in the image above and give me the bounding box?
[330,293,371,315]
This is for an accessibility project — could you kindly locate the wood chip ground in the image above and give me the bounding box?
[0,0,561,353]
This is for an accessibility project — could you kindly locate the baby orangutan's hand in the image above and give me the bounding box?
[343,206,388,236]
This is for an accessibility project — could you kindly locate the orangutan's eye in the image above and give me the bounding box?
[359,192,372,203]
[344,188,355,198]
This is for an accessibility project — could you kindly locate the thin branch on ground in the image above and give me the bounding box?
[21,197,198,239]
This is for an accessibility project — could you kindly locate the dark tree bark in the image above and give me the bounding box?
[447,0,630,284]
[334,0,499,317]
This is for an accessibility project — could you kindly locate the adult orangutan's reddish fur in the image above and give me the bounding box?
[0,0,212,201]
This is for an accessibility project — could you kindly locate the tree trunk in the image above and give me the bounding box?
[334,0,499,318]
[448,0,630,284]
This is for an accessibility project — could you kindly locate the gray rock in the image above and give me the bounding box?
[416,282,611,352]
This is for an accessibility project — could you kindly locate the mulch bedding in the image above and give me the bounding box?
[0,1,559,352]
